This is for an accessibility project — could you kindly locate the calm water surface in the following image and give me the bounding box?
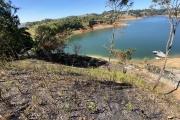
[67,16,180,60]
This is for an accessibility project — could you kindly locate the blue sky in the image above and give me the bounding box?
[10,0,153,23]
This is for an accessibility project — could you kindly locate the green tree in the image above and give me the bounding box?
[114,48,136,64]
[34,25,66,61]
[113,48,136,73]
[0,0,33,60]
[152,0,180,89]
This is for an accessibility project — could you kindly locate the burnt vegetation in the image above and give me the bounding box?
[0,60,180,119]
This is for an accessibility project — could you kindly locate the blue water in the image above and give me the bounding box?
[67,16,180,60]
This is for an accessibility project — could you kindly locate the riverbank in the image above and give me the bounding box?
[73,16,142,35]
[87,54,180,69]
[73,23,127,34]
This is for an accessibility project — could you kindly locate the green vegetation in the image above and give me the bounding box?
[128,9,166,17]
[26,15,112,28]
[87,101,96,113]
[126,102,134,110]
[0,0,33,60]
[26,15,113,38]
[26,14,116,60]
[114,48,136,64]
[102,8,167,18]
[34,23,67,61]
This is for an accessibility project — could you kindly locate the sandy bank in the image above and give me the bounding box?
[88,54,180,69]
[72,16,141,35]
[73,23,127,34]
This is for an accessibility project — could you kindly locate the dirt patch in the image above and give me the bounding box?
[73,28,93,34]
[149,58,180,69]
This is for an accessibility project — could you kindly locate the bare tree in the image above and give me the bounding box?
[153,0,180,89]
[72,43,82,56]
[105,0,133,71]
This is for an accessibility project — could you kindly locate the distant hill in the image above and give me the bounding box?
[101,9,166,18]
[24,9,166,27]
[25,9,168,39]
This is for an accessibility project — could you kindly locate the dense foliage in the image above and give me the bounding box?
[0,0,33,60]
[26,15,112,29]
[34,24,68,60]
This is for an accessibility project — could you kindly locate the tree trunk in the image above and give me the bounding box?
[153,50,169,89]
[108,24,115,71]
[42,48,52,61]
[153,19,175,89]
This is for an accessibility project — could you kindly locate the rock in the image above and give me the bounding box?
[0,71,6,78]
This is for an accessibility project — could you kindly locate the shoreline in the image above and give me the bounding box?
[72,16,142,35]
[68,16,180,69]
[86,54,180,69]
[119,17,142,21]
[73,23,127,34]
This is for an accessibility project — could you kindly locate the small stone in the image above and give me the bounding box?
[167,116,174,119]
[0,71,6,78]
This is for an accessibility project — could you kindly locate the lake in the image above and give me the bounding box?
[66,16,180,60]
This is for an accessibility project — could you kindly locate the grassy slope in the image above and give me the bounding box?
[0,59,180,119]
